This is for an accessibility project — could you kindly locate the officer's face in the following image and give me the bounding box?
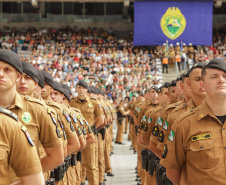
[160,87,170,104]
[168,86,179,103]
[181,78,192,100]
[202,68,226,97]
[188,68,206,98]
[50,90,63,103]
[41,82,53,98]
[76,85,88,96]
[16,73,38,96]
[176,80,184,100]
[62,96,70,107]
[0,61,21,93]
[33,85,42,99]
[150,89,158,102]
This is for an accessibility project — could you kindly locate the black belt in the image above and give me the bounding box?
[91,125,99,134]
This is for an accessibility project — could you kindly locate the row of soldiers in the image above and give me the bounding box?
[0,49,115,185]
[122,58,226,185]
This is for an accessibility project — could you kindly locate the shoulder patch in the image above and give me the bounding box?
[24,96,45,107]
[77,115,84,126]
[0,107,18,121]
[21,125,34,146]
[63,109,71,122]
[70,113,78,123]
[83,127,87,135]
[158,131,165,143]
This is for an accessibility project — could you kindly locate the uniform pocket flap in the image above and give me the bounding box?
[86,109,93,113]
[190,139,214,152]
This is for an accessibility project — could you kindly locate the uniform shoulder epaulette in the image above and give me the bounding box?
[0,107,18,121]
[90,97,97,100]
[46,101,62,110]
[174,108,195,126]
[72,107,81,113]
[24,96,45,107]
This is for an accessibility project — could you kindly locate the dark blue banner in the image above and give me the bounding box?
[133,1,213,46]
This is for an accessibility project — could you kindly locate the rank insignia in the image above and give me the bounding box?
[22,112,31,123]
[88,126,93,134]
[143,124,148,132]
[56,125,62,138]
[21,125,34,146]
[152,126,159,136]
[83,127,87,135]
[70,122,75,132]
[77,126,83,136]
[162,144,168,159]
[139,122,143,129]
[158,131,164,143]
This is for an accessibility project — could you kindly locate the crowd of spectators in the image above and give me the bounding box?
[0,25,225,104]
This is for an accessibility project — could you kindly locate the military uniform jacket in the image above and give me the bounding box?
[8,93,62,154]
[46,100,76,141]
[161,100,226,185]
[70,97,104,126]
[0,109,42,184]
[157,99,195,152]
[150,102,182,145]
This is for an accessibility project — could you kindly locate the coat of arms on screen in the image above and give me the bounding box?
[160,7,186,40]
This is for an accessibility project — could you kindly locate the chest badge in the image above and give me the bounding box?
[88,103,92,108]
[22,112,31,123]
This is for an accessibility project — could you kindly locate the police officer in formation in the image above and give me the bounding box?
[126,58,226,185]
[0,49,116,185]
[1,48,226,185]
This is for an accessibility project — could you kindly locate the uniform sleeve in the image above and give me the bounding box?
[141,111,157,139]
[38,107,62,148]
[160,122,185,170]
[9,123,42,177]
[93,100,104,117]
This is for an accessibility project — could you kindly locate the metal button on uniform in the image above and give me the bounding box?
[223,127,225,130]
[224,146,226,149]
[200,145,204,149]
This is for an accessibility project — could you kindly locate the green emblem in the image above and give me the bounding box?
[161,7,186,40]
[148,117,152,124]
[22,112,31,123]
[163,121,169,130]
[157,117,163,127]
[88,103,92,107]
[168,130,175,142]
[142,115,147,122]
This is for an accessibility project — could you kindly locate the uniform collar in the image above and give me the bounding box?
[8,92,24,110]
[76,96,88,103]
[186,99,196,111]
[197,100,216,121]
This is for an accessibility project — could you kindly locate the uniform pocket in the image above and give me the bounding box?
[187,139,217,169]
[86,109,94,118]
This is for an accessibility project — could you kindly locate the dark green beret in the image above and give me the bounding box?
[36,69,45,88]
[176,74,182,82]
[62,84,72,95]
[0,49,23,74]
[77,80,89,90]
[61,84,71,102]
[169,80,176,87]
[22,62,39,82]
[203,59,226,73]
[41,71,54,88]
[53,81,65,94]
